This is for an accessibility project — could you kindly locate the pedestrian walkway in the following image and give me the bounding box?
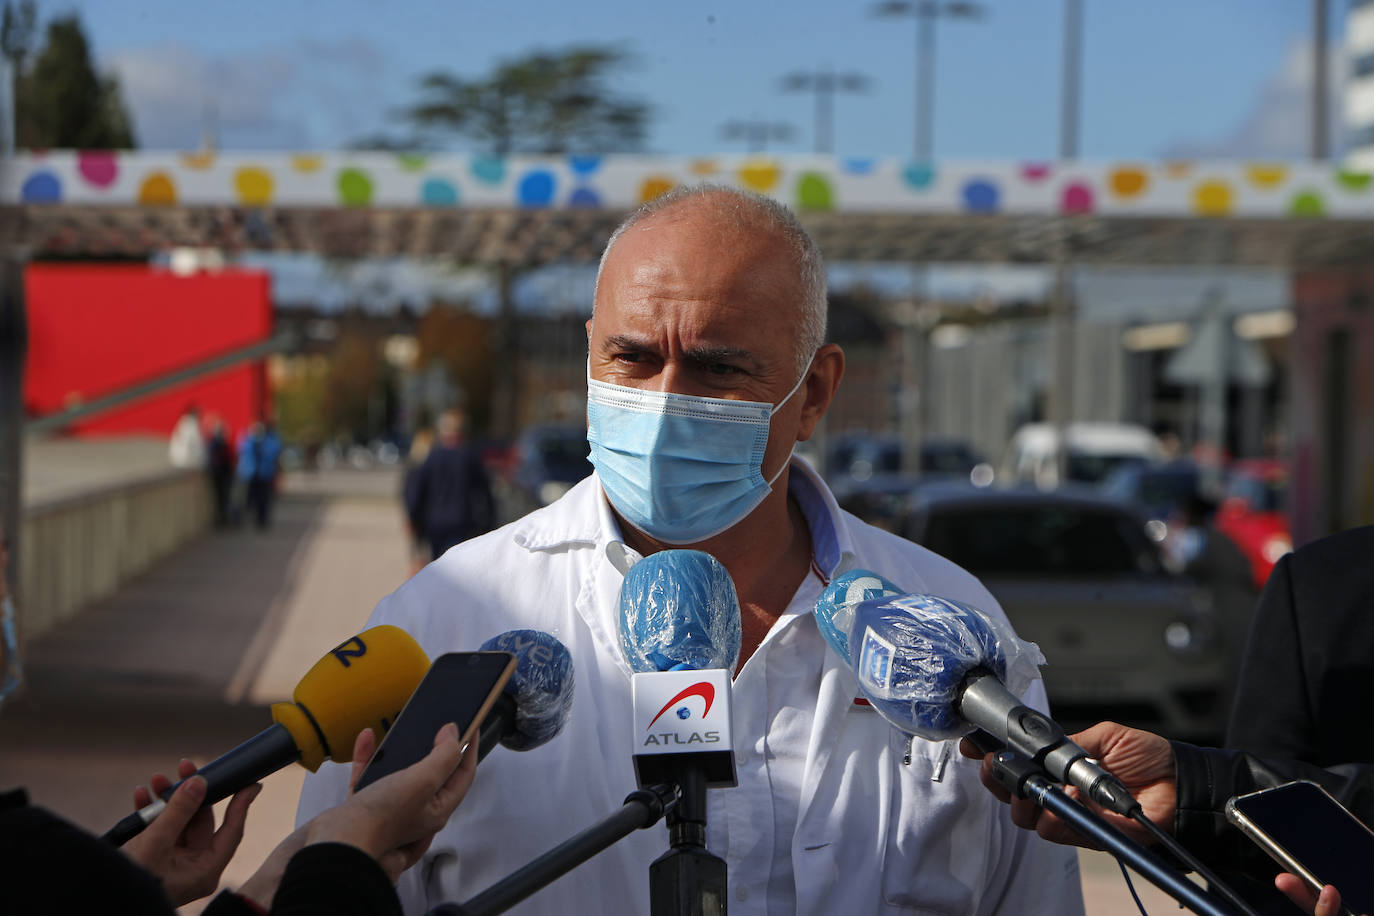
[0,464,1180,913]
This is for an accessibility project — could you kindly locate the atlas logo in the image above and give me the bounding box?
[647,681,714,729]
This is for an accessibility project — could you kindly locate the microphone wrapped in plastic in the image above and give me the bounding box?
[474,630,575,761]
[840,586,1139,816]
[619,549,741,789]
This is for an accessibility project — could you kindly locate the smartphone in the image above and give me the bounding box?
[1225,780,1374,916]
[354,650,515,791]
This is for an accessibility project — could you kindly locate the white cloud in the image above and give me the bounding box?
[1160,37,1346,160]
[107,36,393,151]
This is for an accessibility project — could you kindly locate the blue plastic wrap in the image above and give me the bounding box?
[849,594,1045,741]
[618,549,742,672]
[479,629,575,751]
[813,569,905,662]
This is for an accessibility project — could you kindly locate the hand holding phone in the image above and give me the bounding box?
[1226,780,1374,916]
[354,651,515,792]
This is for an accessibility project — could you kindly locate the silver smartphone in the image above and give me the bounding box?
[1225,780,1374,916]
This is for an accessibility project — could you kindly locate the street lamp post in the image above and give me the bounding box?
[871,0,985,162]
[779,67,869,154]
[719,119,795,154]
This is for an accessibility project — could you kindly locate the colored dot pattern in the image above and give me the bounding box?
[1109,167,1148,198]
[235,167,273,206]
[1193,180,1233,216]
[737,160,781,193]
[13,155,1374,226]
[78,152,117,188]
[796,173,833,212]
[338,168,373,206]
[138,173,177,206]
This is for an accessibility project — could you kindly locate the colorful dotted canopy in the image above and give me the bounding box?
[5,152,1374,220]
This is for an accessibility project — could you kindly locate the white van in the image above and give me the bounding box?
[1001,422,1163,490]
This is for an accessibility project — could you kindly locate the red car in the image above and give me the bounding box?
[1214,459,1292,591]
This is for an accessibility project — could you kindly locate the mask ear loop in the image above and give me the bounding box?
[762,354,818,485]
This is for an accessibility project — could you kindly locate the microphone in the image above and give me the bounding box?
[847,592,1139,816]
[104,624,430,845]
[813,568,905,661]
[474,629,575,762]
[618,549,740,789]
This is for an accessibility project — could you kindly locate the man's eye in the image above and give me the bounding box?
[704,363,741,376]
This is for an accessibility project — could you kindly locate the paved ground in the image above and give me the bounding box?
[0,462,1185,914]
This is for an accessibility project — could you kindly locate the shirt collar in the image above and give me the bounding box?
[585,455,857,579]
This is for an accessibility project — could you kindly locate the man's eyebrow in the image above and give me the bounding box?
[683,345,757,366]
[601,334,657,353]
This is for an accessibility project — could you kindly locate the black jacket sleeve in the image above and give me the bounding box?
[1173,741,1374,873]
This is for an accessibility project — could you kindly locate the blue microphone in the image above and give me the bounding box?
[813,568,905,662]
[849,594,1138,816]
[618,549,740,789]
[475,630,575,760]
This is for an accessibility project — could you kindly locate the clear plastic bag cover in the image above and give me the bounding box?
[479,630,575,750]
[849,593,1045,741]
[618,549,742,672]
[813,569,905,662]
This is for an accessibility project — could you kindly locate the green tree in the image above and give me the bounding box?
[5,6,135,149]
[400,45,649,155]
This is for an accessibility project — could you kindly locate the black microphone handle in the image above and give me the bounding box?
[476,693,517,764]
[103,723,300,846]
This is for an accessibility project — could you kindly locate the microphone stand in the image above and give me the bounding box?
[649,763,728,916]
[989,751,1240,916]
[430,783,678,916]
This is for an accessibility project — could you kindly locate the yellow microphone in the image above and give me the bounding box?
[103,625,429,846]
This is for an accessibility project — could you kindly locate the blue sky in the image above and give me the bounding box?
[26,0,1344,160]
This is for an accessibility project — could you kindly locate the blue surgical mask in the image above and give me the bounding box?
[586,368,808,544]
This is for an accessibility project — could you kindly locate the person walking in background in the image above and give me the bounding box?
[206,416,236,529]
[401,426,435,574]
[237,420,284,530]
[404,409,495,562]
[168,403,205,469]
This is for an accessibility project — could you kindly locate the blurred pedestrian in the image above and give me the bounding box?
[169,403,206,469]
[404,409,495,561]
[402,426,435,574]
[206,417,236,528]
[0,522,22,709]
[237,420,284,530]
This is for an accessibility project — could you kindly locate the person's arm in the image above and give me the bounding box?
[236,722,477,912]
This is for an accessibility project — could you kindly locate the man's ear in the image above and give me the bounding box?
[797,344,845,441]
[585,318,594,341]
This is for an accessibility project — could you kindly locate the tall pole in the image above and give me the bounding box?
[1050,0,1084,485]
[1313,0,1328,160]
[1059,0,1082,160]
[915,9,936,161]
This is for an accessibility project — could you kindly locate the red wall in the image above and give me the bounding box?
[24,264,273,436]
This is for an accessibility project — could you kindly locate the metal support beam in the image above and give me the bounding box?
[0,254,26,601]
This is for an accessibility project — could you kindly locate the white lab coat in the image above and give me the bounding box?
[296,461,1084,915]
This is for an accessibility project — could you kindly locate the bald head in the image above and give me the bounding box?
[593,186,827,377]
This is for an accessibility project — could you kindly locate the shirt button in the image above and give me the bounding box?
[736,885,750,902]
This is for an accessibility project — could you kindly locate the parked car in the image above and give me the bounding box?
[901,483,1237,742]
[1214,458,1292,590]
[509,424,593,512]
[826,433,992,531]
[1001,422,1163,490]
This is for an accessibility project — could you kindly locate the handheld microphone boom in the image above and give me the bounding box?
[845,590,1138,816]
[104,624,430,846]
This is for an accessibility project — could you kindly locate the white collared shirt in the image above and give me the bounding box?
[296,458,1084,916]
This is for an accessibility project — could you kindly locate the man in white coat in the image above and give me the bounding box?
[296,186,1085,915]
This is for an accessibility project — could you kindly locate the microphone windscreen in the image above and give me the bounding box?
[850,595,1044,741]
[273,624,430,770]
[618,549,742,672]
[814,569,904,661]
[479,629,575,751]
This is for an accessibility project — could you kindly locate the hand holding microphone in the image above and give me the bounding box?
[105,624,431,846]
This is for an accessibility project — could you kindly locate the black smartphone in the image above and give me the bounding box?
[1225,780,1374,916]
[354,650,515,791]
